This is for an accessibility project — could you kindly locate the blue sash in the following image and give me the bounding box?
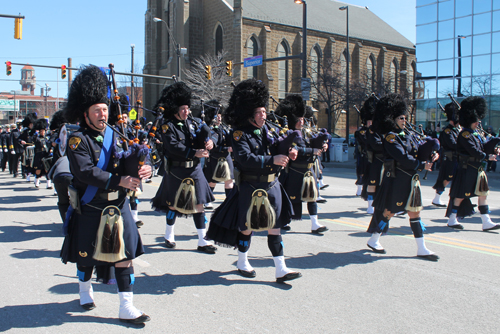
[62,127,114,235]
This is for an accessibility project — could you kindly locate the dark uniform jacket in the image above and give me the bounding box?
[373,130,425,213]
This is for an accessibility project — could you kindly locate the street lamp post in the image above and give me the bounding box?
[339,5,349,142]
[153,17,183,80]
[457,35,466,97]
[294,0,307,79]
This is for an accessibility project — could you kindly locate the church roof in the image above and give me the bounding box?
[225,0,415,49]
[21,65,34,71]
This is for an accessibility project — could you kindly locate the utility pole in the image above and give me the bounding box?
[131,44,135,106]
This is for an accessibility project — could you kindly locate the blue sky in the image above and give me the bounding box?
[0,0,415,103]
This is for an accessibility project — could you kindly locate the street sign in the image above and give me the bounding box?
[129,108,137,120]
[244,55,263,68]
[301,78,311,92]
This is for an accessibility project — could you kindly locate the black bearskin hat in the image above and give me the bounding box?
[361,95,378,123]
[459,96,487,128]
[203,99,223,125]
[64,65,110,125]
[224,79,269,128]
[21,112,38,128]
[444,102,459,123]
[109,93,131,125]
[33,118,48,131]
[372,93,407,135]
[275,95,305,130]
[49,110,68,131]
[154,82,192,119]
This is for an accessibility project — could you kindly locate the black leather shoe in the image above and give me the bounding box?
[417,254,439,261]
[164,239,176,248]
[135,221,144,228]
[197,245,217,254]
[281,225,291,231]
[120,313,151,324]
[447,223,464,230]
[432,202,447,207]
[81,302,96,310]
[238,268,256,278]
[320,184,329,190]
[367,244,386,254]
[276,272,302,283]
[483,224,500,231]
[311,226,328,234]
[316,197,327,203]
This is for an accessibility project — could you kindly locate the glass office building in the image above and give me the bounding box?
[415,0,500,132]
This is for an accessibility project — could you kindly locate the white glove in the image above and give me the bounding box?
[3,149,7,152]
[10,151,15,155]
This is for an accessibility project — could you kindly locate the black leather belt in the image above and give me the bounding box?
[241,173,276,182]
[290,162,313,169]
[171,160,197,168]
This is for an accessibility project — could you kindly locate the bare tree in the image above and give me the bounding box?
[183,51,233,105]
[308,55,347,134]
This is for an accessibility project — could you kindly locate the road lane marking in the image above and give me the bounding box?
[324,218,500,257]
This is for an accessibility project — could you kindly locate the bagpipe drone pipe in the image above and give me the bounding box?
[405,122,440,163]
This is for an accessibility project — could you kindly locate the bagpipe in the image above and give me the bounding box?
[107,64,149,178]
[478,122,500,155]
[188,99,218,150]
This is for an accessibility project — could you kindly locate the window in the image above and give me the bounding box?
[310,46,321,99]
[366,56,375,92]
[390,59,398,92]
[278,41,289,99]
[247,36,258,79]
[215,25,223,56]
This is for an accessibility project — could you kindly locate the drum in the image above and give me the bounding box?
[42,156,53,174]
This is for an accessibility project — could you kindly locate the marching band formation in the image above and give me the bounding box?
[1,64,499,325]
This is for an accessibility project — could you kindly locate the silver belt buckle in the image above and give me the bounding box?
[185,161,193,168]
[307,163,313,169]
[267,174,275,182]
[108,191,119,201]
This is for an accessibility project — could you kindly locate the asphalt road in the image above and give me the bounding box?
[1,163,500,333]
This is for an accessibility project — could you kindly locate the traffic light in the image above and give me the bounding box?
[6,61,12,76]
[61,65,67,79]
[14,18,23,40]
[205,65,212,80]
[225,60,233,76]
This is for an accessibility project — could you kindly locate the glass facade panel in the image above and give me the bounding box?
[495,0,500,10]
[417,4,438,24]
[439,0,454,21]
[493,10,500,31]
[472,75,492,95]
[473,33,491,56]
[417,61,437,77]
[492,74,500,94]
[459,77,472,95]
[458,36,471,57]
[473,13,491,34]
[438,59,454,76]
[456,16,472,37]
[492,53,500,73]
[437,78,454,97]
[438,39,454,59]
[456,56,472,76]
[473,55,491,75]
[494,32,500,52]
[424,80,437,98]
[417,23,438,43]
[417,42,437,61]
[417,0,436,6]
[456,0,473,17]
[438,20,454,40]
[474,0,492,14]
